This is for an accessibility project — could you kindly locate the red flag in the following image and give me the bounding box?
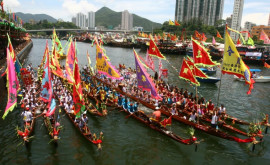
[179,59,199,86]
[264,62,270,68]
[160,116,172,127]
[202,33,207,42]
[161,69,168,78]
[237,38,241,45]
[175,20,180,26]
[148,38,166,59]
[73,51,84,116]
[192,38,217,66]
[186,57,208,78]
[217,31,223,39]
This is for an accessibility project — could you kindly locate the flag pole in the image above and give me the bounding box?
[216,24,227,106]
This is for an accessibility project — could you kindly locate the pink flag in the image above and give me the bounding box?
[2,48,19,119]
[260,30,270,44]
[212,36,216,45]
[65,40,76,84]
[158,59,163,79]
[146,49,155,71]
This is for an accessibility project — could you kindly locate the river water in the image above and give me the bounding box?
[0,39,270,165]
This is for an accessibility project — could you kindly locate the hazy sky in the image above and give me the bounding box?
[5,0,270,26]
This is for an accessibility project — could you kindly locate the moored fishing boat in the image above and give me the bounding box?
[196,77,221,83]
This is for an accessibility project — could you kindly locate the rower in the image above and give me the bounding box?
[21,107,33,125]
[206,99,214,114]
[152,107,161,122]
[65,101,73,114]
[133,102,138,112]
[79,113,88,133]
[211,112,218,130]
[218,104,226,116]
[171,103,177,115]
[128,103,134,113]
[189,110,197,123]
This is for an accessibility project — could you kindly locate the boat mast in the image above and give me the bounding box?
[216,24,227,106]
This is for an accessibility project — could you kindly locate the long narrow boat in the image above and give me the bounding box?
[62,107,103,149]
[91,76,258,143]
[43,116,60,143]
[90,94,198,145]
[94,76,252,126]
[86,101,103,116]
[17,109,36,143]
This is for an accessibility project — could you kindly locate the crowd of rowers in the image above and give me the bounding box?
[81,65,227,129]
[19,64,92,137]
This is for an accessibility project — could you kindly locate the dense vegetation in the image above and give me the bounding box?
[153,18,225,42]
[23,20,78,30]
[16,12,57,23]
[95,7,162,31]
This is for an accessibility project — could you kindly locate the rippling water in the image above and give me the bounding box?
[0,39,270,165]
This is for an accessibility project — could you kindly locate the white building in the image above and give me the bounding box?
[87,11,95,29]
[121,10,133,30]
[244,21,256,33]
[231,0,244,41]
[268,13,270,26]
[71,17,76,25]
[76,12,86,29]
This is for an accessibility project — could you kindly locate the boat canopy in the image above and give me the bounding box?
[250,69,261,72]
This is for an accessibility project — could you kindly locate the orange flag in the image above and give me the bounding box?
[175,20,180,26]
[158,34,161,40]
[194,31,202,41]
[217,31,223,39]
[179,59,199,86]
[148,38,166,59]
[264,62,270,68]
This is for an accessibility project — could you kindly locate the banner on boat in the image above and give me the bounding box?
[20,68,32,86]
[222,29,254,95]
[2,48,19,119]
[96,42,122,80]
[134,49,162,100]
[65,40,76,84]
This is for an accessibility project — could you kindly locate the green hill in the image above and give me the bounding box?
[15,12,57,23]
[95,7,162,31]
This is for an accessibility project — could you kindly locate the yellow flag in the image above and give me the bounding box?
[222,29,254,94]
[169,19,175,25]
